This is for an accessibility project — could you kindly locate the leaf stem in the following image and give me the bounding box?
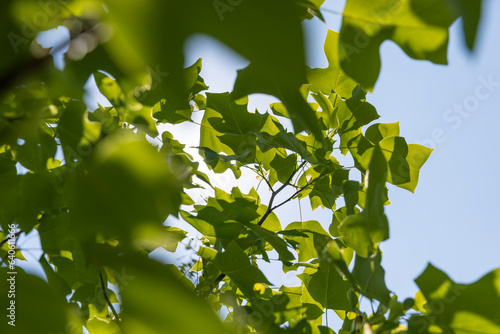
[0,232,21,248]
[271,188,304,212]
[99,270,122,329]
[262,174,274,193]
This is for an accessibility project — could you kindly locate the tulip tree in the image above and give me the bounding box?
[1,0,499,334]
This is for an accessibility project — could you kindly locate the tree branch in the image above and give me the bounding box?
[257,160,307,226]
[0,232,21,248]
[262,174,274,193]
[270,187,307,212]
[208,160,308,289]
[99,270,122,329]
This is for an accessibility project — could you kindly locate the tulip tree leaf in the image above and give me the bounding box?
[352,250,391,305]
[104,0,322,136]
[365,122,400,144]
[307,30,358,98]
[0,268,70,334]
[413,263,500,333]
[303,235,351,311]
[284,220,330,263]
[339,145,388,257]
[68,131,181,244]
[339,0,456,90]
[445,0,482,50]
[111,255,226,334]
[397,144,433,193]
[214,240,271,296]
[93,72,158,137]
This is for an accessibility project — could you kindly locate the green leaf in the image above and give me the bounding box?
[68,131,181,243]
[124,105,158,137]
[214,240,270,296]
[365,122,400,144]
[72,283,118,316]
[295,0,327,21]
[445,0,482,49]
[339,0,456,89]
[0,268,70,333]
[182,205,246,245]
[330,206,360,237]
[308,169,348,210]
[58,100,102,164]
[15,131,57,173]
[379,136,410,185]
[343,180,360,215]
[352,250,391,305]
[17,173,60,232]
[397,144,433,193]
[305,265,351,311]
[256,204,282,232]
[104,0,321,136]
[0,1,35,79]
[414,264,500,333]
[336,86,379,155]
[93,71,158,137]
[110,255,225,334]
[337,214,374,258]
[234,66,322,140]
[206,93,263,137]
[135,226,188,253]
[270,154,298,184]
[145,58,208,123]
[297,132,336,165]
[39,255,72,297]
[303,242,351,311]
[199,93,270,171]
[339,145,388,257]
[313,233,355,285]
[284,220,330,262]
[86,317,121,334]
[363,145,389,244]
[307,30,358,98]
[255,121,312,163]
[312,91,338,130]
[239,221,295,262]
[196,146,242,178]
[279,285,323,324]
[350,135,431,191]
[0,146,16,175]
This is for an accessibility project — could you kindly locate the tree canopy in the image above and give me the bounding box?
[1,0,499,334]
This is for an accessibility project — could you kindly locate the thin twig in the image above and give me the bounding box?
[0,231,21,266]
[257,160,307,226]
[209,160,308,288]
[99,270,122,329]
[262,174,274,193]
[213,273,225,287]
[270,186,308,212]
[0,232,21,248]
